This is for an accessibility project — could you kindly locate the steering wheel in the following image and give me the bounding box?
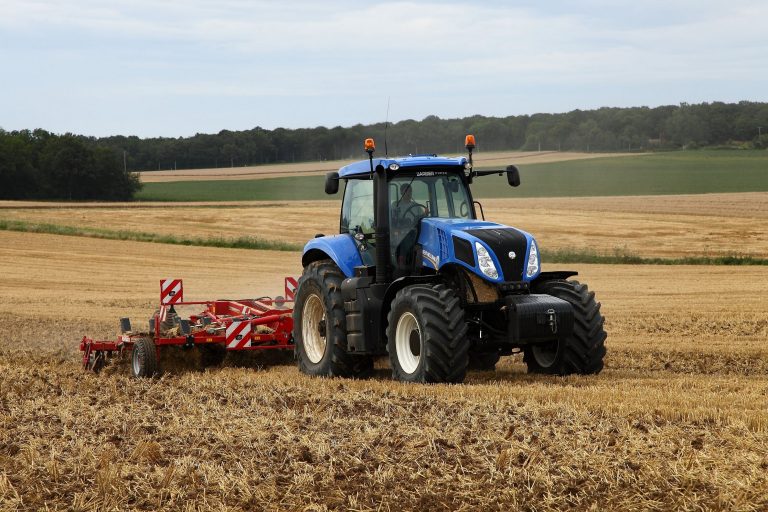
[401,203,427,225]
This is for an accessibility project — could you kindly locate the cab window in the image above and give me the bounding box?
[340,179,374,235]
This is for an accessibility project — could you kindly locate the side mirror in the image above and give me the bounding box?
[506,165,520,187]
[325,172,339,194]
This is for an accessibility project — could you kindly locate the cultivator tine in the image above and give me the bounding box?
[81,337,92,370]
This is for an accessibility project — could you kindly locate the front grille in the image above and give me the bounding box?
[465,228,527,281]
[452,236,474,267]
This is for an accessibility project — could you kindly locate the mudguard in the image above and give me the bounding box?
[302,234,363,278]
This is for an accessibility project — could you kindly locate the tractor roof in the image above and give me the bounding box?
[338,155,468,178]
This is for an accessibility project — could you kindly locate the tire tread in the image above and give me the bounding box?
[525,279,607,375]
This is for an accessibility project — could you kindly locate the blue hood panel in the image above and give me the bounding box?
[417,218,540,283]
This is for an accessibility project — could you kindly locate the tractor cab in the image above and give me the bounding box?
[339,158,474,275]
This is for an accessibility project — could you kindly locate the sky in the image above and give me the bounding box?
[1,0,766,138]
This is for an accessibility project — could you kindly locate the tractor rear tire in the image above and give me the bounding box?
[131,337,159,378]
[293,259,373,378]
[524,279,606,375]
[387,284,469,383]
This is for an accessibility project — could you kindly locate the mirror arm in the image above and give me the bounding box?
[473,200,485,221]
[472,169,506,177]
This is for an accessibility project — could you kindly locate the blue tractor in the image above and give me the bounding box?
[293,136,606,383]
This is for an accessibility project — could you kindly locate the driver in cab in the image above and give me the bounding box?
[391,184,425,228]
[391,183,426,269]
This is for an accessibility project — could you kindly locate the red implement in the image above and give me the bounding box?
[80,278,298,376]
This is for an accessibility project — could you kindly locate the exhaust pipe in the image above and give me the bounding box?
[374,163,390,284]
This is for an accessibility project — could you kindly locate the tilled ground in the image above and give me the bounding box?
[1,231,767,510]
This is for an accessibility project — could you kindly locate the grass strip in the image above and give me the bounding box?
[0,219,303,252]
[136,150,768,201]
[542,247,768,266]
[2,219,766,265]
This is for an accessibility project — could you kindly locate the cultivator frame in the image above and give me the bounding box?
[81,278,298,375]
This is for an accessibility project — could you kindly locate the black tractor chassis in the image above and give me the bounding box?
[342,276,385,355]
[341,274,574,355]
[502,294,574,344]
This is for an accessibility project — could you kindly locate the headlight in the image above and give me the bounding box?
[475,242,499,280]
[526,240,539,278]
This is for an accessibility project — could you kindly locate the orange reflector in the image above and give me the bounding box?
[465,134,476,149]
[364,138,376,152]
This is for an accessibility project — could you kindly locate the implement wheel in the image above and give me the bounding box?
[386,284,469,383]
[293,259,373,378]
[524,279,607,375]
[131,337,159,378]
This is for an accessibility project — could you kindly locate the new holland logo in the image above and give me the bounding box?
[422,249,440,269]
[508,251,516,260]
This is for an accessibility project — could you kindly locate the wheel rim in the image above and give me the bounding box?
[396,312,421,374]
[302,294,327,364]
[132,345,143,375]
[532,340,558,368]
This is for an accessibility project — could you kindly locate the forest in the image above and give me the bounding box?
[1,101,766,200]
[96,101,768,172]
[0,130,141,200]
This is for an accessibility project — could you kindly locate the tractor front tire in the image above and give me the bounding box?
[131,337,159,378]
[524,280,606,375]
[387,284,469,383]
[293,260,373,378]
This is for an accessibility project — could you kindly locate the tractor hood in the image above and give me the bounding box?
[417,218,541,283]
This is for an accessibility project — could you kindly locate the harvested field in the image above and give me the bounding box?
[138,151,637,183]
[1,230,767,510]
[3,192,768,258]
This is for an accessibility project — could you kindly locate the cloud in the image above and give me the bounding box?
[0,0,766,135]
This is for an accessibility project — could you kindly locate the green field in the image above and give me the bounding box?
[136,150,768,201]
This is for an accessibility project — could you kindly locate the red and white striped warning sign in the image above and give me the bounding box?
[285,277,298,301]
[160,279,183,305]
[226,320,251,349]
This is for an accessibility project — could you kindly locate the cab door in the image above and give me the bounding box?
[340,178,376,266]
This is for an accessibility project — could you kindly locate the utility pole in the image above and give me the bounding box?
[759,126,763,138]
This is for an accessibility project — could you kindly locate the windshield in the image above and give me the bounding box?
[389,172,472,221]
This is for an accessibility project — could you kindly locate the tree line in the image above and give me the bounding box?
[1,101,766,200]
[96,101,767,172]
[0,129,141,200]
